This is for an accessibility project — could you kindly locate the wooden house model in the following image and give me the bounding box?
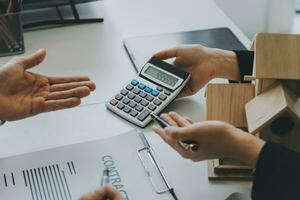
[206,33,300,179]
[206,83,254,180]
[245,33,300,153]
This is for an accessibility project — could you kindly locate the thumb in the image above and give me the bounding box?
[95,186,123,200]
[80,186,123,200]
[153,47,179,60]
[21,48,46,70]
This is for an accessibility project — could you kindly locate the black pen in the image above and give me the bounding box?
[151,113,199,152]
[101,166,110,200]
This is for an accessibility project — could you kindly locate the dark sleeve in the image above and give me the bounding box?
[230,50,254,83]
[252,142,300,200]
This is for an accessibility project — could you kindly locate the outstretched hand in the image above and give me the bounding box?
[0,49,96,121]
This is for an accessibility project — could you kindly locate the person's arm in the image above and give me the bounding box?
[232,50,254,83]
[252,142,300,200]
[152,112,300,200]
[152,112,265,167]
[154,45,255,98]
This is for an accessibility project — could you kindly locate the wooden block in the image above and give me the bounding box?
[250,34,257,51]
[255,79,276,96]
[206,83,254,128]
[283,80,300,97]
[246,82,300,134]
[207,159,252,181]
[255,33,300,80]
[260,114,300,153]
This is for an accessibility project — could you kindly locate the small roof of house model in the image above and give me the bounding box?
[245,81,300,134]
[254,33,300,80]
[206,83,254,128]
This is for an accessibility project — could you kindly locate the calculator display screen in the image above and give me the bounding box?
[144,66,179,87]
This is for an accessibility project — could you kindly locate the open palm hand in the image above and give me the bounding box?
[0,49,96,121]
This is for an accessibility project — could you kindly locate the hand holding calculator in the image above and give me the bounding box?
[106,57,190,127]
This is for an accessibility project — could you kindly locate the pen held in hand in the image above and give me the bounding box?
[101,166,110,186]
[151,113,199,152]
[101,166,111,200]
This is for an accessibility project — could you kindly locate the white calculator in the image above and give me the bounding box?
[106,57,191,127]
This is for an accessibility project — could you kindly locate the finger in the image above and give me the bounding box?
[152,125,175,145]
[184,116,193,124]
[165,126,195,141]
[95,186,123,200]
[48,76,91,84]
[168,112,192,127]
[153,47,179,60]
[47,86,91,100]
[153,126,199,160]
[174,143,200,159]
[43,98,81,112]
[19,49,46,70]
[176,86,192,99]
[160,113,179,126]
[80,194,97,200]
[50,81,96,92]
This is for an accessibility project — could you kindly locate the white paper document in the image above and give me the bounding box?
[0,130,175,200]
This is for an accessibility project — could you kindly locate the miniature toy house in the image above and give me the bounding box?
[206,83,255,129]
[206,33,300,180]
[246,33,300,153]
[206,83,254,180]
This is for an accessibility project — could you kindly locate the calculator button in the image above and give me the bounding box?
[146,95,154,102]
[148,104,157,111]
[159,94,167,101]
[130,110,138,117]
[122,98,130,105]
[138,83,146,89]
[129,101,137,108]
[140,100,149,107]
[137,109,151,121]
[121,89,129,96]
[156,86,163,92]
[133,88,141,94]
[134,96,142,103]
[139,91,147,98]
[117,103,125,110]
[164,90,171,96]
[126,84,134,91]
[115,94,123,101]
[127,93,136,99]
[123,106,131,113]
[110,99,118,106]
[131,80,139,86]
[144,87,152,93]
[153,99,162,106]
[135,105,144,112]
[151,90,159,97]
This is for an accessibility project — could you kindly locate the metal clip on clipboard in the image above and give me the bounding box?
[137,133,178,200]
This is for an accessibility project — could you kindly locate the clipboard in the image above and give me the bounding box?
[0,130,177,200]
[123,27,247,72]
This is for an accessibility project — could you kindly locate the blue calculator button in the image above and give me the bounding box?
[151,90,159,96]
[131,80,139,86]
[144,87,152,93]
[138,83,146,89]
